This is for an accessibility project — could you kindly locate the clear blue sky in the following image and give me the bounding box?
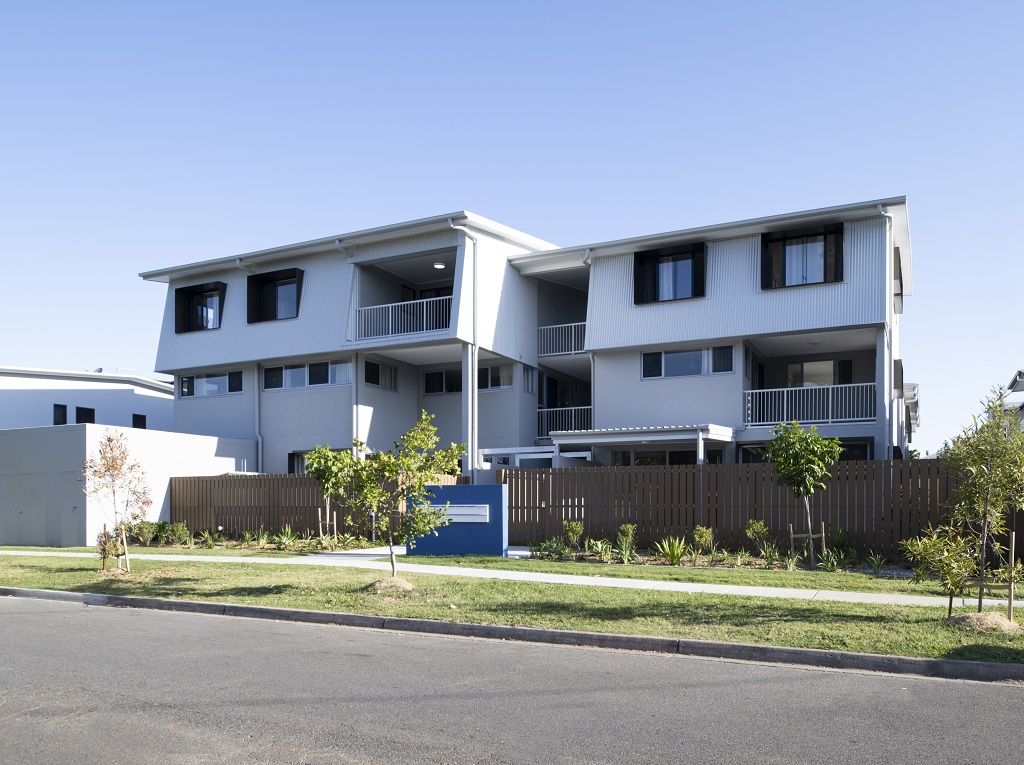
[1,1,1020,454]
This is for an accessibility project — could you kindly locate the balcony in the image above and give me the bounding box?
[744,383,877,426]
[356,296,452,340]
[538,406,593,437]
[538,322,586,356]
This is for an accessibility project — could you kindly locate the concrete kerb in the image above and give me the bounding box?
[3,586,1023,683]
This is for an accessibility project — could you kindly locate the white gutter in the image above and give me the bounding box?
[449,218,479,482]
[235,258,256,274]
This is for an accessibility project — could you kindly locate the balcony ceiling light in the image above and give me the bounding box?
[807,340,823,346]
[433,262,446,270]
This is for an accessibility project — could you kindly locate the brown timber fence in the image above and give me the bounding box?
[169,473,464,538]
[499,460,980,558]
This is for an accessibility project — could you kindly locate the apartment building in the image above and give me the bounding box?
[141,198,919,477]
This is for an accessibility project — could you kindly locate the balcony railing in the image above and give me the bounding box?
[356,296,452,340]
[744,383,877,425]
[538,406,593,437]
[538,322,586,356]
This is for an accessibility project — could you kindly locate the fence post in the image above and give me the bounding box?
[789,523,794,556]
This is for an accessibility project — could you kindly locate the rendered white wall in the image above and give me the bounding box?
[0,375,173,431]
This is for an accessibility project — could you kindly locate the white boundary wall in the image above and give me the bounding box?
[0,424,255,547]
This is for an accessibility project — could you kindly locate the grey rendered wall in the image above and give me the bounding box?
[173,366,258,440]
[355,355,420,452]
[0,381,173,431]
[259,383,355,473]
[593,345,745,430]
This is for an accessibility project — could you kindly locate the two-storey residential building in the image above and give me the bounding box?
[141,198,919,477]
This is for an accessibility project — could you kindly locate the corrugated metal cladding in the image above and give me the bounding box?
[351,230,460,262]
[585,217,887,350]
[474,233,539,364]
[154,251,352,373]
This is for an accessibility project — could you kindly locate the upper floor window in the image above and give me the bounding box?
[634,243,706,304]
[75,406,95,424]
[174,282,227,333]
[365,360,397,391]
[424,369,462,395]
[761,224,843,290]
[248,268,303,323]
[53,404,67,425]
[132,413,147,429]
[787,359,853,387]
[180,370,243,397]
[642,346,734,379]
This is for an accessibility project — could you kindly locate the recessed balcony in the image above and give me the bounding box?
[538,406,593,437]
[743,383,877,426]
[538,322,586,356]
[356,296,452,340]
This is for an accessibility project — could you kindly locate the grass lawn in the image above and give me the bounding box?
[1,555,1021,663]
[0,545,308,558]
[398,554,949,598]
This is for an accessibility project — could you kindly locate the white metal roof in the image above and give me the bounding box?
[0,366,173,396]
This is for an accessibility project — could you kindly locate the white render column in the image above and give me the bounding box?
[696,429,705,465]
[461,343,479,480]
[875,327,889,459]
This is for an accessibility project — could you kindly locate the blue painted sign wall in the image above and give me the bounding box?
[408,484,508,557]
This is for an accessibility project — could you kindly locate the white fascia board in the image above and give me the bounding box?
[140,212,557,284]
[550,424,734,446]
[888,202,912,296]
[0,366,173,395]
[509,196,909,274]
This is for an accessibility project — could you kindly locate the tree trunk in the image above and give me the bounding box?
[388,531,397,578]
[122,526,131,572]
[978,515,989,614]
[803,496,816,569]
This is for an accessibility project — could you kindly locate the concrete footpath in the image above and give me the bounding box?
[3,548,1024,683]
[3,547,1022,610]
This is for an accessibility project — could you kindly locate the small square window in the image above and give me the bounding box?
[53,404,67,425]
[228,371,243,393]
[180,376,194,397]
[712,346,733,373]
[365,360,397,391]
[132,414,147,429]
[264,367,283,390]
[634,243,706,303]
[309,362,329,386]
[76,407,95,424]
[284,364,306,389]
[248,269,304,323]
[174,282,227,333]
[424,371,444,395]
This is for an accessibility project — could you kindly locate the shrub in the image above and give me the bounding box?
[167,521,190,546]
[783,552,801,571]
[614,524,637,565]
[152,521,171,546]
[585,538,613,563]
[96,529,121,560]
[563,520,584,551]
[745,519,770,548]
[758,539,781,568]
[817,548,841,572]
[867,551,887,577]
[133,520,157,547]
[530,537,570,560]
[652,536,687,566]
[239,530,256,546]
[200,529,216,549]
[273,524,298,550]
[691,526,713,556]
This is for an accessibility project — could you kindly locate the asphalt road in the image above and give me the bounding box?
[1,598,1021,764]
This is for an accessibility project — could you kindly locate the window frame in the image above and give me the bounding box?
[247,268,304,323]
[642,346,735,380]
[132,413,147,429]
[180,370,244,398]
[264,360,352,391]
[53,404,67,425]
[174,281,227,334]
[761,223,843,290]
[364,360,398,391]
[75,406,95,424]
[634,242,707,304]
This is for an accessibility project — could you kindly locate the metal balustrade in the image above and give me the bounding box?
[538,322,586,355]
[538,406,593,436]
[356,296,452,340]
[743,383,877,425]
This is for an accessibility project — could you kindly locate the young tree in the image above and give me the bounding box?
[761,422,843,568]
[83,430,153,572]
[908,389,1024,613]
[303,445,358,537]
[352,411,465,577]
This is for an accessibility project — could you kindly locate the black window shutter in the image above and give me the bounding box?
[760,236,772,289]
[692,247,706,297]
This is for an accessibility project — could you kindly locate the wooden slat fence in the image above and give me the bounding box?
[170,473,465,537]
[500,460,964,558]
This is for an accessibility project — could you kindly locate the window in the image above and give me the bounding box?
[53,404,67,425]
[643,347,735,379]
[634,242,706,303]
[309,360,352,386]
[132,414,147,429]
[711,346,733,374]
[523,366,536,394]
[761,224,843,289]
[174,282,227,333]
[424,369,461,395]
[288,452,307,474]
[365,360,397,391]
[478,364,512,391]
[180,371,243,397]
[75,407,95,424]
[247,268,304,323]
[264,360,351,390]
[787,359,853,387]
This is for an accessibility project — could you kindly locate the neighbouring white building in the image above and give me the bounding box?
[0,366,174,431]
[140,197,920,478]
